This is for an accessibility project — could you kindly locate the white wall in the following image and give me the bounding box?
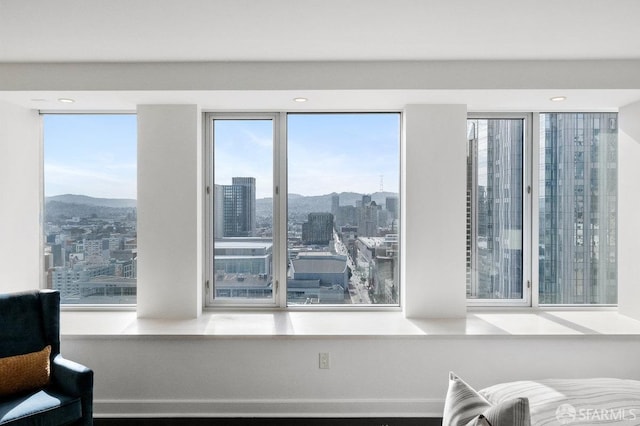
[3,94,640,418]
[60,335,640,417]
[137,105,202,318]
[403,105,467,318]
[618,100,640,320]
[55,104,637,419]
[0,102,41,293]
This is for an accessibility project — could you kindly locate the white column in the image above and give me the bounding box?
[403,105,467,318]
[618,100,640,320]
[136,105,202,318]
[0,102,41,293]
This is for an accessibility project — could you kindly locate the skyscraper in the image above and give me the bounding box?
[467,118,523,299]
[302,213,334,245]
[331,193,339,217]
[385,196,398,220]
[220,177,256,237]
[539,113,618,304]
[358,195,379,237]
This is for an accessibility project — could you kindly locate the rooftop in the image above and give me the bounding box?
[291,257,348,274]
[214,240,273,250]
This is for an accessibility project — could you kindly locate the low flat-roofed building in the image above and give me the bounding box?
[76,275,137,304]
[214,273,273,299]
[214,239,273,276]
[287,279,345,304]
[289,254,349,303]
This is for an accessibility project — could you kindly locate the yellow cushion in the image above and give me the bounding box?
[0,345,51,396]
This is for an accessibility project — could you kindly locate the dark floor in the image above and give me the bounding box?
[94,418,441,426]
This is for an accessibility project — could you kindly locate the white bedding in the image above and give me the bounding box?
[480,378,640,425]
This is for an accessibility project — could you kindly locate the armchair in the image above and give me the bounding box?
[0,290,93,425]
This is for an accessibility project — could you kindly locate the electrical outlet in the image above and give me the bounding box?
[319,352,330,369]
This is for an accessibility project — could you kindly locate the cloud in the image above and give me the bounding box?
[243,129,273,149]
[44,163,136,199]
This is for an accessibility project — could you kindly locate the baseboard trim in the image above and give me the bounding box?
[95,398,444,418]
[94,417,442,426]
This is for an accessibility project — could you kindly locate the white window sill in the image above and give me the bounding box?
[60,309,640,338]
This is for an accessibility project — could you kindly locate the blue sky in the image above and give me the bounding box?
[45,113,400,200]
[216,113,400,198]
[44,114,137,199]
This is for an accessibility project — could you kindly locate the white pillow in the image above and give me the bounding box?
[443,372,530,426]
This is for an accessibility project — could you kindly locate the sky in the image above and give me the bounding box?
[44,112,401,200]
[216,113,401,199]
[44,114,137,199]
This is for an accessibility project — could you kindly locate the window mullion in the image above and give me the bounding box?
[275,112,288,308]
[530,112,541,308]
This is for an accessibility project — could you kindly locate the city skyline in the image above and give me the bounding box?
[44,188,399,203]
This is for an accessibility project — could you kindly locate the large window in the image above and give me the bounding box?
[43,114,137,304]
[207,112,401,307]
[467,112,618,306]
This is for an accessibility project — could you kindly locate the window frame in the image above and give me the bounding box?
[204,112,285,308]
[204,111,402,309]
[466,112,534,307]
[468,111,619,309]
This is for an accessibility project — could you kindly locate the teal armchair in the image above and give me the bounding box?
[0,290,93,425]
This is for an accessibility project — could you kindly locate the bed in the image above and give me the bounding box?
[443,372,640,426]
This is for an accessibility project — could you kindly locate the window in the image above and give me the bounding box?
[467,112,618,306]
[206,112,401,307]
[43,114,137,304]
[539,113,617,305]
[287,113,400,305]
[466,115,529,305]
[209,115,276,305]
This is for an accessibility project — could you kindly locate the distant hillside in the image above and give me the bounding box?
[44,195,136,222]
[46,194,136,208]
[44,192,398,222]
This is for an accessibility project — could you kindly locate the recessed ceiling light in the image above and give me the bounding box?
[293,97,308,103]
[550,96,567,102]
[58,98,75,104]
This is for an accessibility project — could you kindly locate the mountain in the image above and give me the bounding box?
[45,194,137,208]
[44,194,136,222]
[45,192,398,222]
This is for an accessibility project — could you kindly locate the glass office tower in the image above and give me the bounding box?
[539,113,618,304]
[467,118,524,300]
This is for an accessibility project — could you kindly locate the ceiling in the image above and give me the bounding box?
[2,0,640,110]
[2,0,640,62]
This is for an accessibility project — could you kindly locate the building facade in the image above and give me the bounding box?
[218,177,256,237]
[467,118,524,299]
[301,212,334,245]
[539,113,618,304]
